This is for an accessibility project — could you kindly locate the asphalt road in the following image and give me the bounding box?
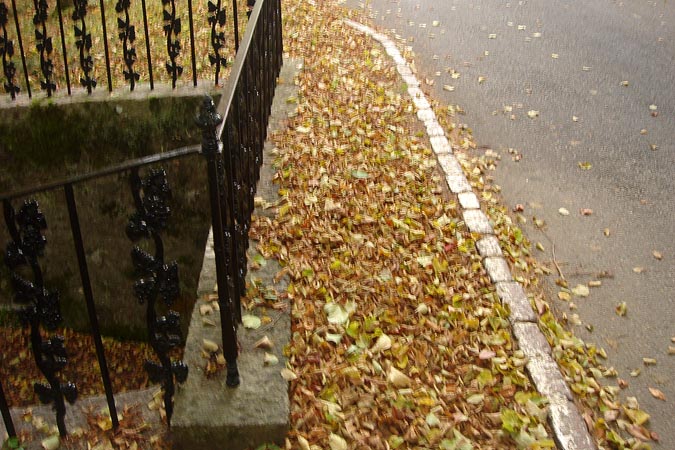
[346,0,675,446]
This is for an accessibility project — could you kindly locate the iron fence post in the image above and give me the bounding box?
[197,95,240,387]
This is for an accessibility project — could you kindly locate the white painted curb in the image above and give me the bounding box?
[344,18,596,450]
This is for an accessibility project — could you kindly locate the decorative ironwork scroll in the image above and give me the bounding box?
[126,169,187,424]
[72,0,96,92]
[161,0,182,88]
[115,0,139,90]
[0,2,19,98]
[207,0,226,85]
[3,200,77,436]
[33,0,55,95]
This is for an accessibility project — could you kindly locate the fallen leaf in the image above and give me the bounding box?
[558,207,570,216]
[242,314,262,329]
[643,357,657,366]
[264,353,279,366]
[633,267,644,274]
[652,251,662,260]
[479,349,496,360]
[648,387,665,401]
[388,367,411,387]
[370,334,392,353]
[527,110,539,118]
[578,161,592,170]
[328,433,348,450]
[297,435,311,450]
[572,284,589,297]
[603,228,611,236]
[254,336,274,349]
[202,339,219,353]
[41,435,60,450]
[615,302,627,317]
[280,368,298,381]
[580,208,593,216]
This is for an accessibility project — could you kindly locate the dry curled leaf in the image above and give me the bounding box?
[648,387,665,401]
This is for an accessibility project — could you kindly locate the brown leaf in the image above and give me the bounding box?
[648,387,665,401]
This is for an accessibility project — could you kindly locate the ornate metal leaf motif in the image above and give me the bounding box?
[161,0,182,87]
[207,0,227,84]
[0,1,20,98]
[3,200,76,435]
[126,212,149,241]
[115,0,139,89]
[127,169,186,424]
[72,0,96,92]
[172,361,188,383]
[157,262,179,305]
[32,0,55,95]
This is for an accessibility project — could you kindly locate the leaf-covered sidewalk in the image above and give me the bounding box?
[249,1,554,448]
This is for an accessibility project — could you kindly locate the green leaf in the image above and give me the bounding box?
[387,435,404,449]
[242,314,262,329]
[501,408,523,433]
[440,429,474,450]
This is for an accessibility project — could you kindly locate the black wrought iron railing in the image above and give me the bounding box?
[0,0,281,441]
[0,0,250,100]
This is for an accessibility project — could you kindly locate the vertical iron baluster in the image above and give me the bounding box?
[72,0,96,93]
[0,379,16,440]
[276,0,282,71]
[98,0,112,92]
[63,184,119,430]
[9,0,29,97]
[207,0,226,86]
[54,0,70,95]
[231,92,247,314]
[186,0,196,86]
[3,199,77,436]
[197,96,240,386]
[0,1,19,99]
[127,168,187,425]
[140,0,152,89]
[33,0,56,96]
[161,0,182,88]
[231,0,238,52]
[115,0,139,90]
[221,114,241,323]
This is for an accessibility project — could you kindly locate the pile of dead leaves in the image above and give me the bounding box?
[248,1,558,448]
[0,325,180,407]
